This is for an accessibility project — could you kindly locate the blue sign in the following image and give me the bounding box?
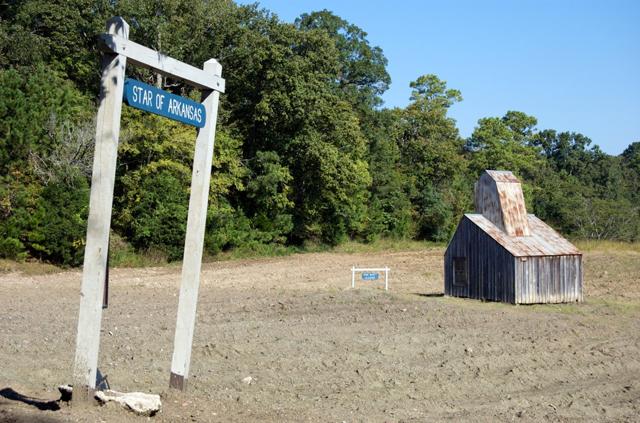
[361,272,379,281]
[123,79,206,128]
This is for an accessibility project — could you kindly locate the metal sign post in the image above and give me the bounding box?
[73,16,225,400]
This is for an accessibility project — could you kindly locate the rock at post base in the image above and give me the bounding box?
[95,389,161,416]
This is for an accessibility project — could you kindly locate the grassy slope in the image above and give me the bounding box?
[1,238,637,274]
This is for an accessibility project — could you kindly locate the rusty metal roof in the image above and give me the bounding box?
[474,170,530,236]
[485,170,520,183]
[465,213,581,257]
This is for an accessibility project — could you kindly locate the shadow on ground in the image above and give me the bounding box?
[0,388,60,411]
[413,292,444,297]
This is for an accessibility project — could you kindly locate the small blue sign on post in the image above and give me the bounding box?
[123,78,206,128]
[361,272,379,281]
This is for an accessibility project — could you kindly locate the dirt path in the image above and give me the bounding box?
[1,247,639,422]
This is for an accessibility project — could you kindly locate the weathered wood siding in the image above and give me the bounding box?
[445,216,516,303]
[515,255,582,304]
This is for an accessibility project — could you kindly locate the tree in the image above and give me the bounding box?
[0,0,112,92]
[114,111,247,259]
[0,66,90,173]
[0,65,92,265]
[622,142,640,173]
[466,111,543,180]
[622,141,640,205]
[2,0,637,264]
[295,9,390,109]
[530,129,595,177]
[245,151,294,244]
[364,109,413,240]
[397,75,468,241]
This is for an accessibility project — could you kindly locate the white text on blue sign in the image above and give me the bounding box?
[123,79,206,128]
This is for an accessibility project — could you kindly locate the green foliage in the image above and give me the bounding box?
[0,62,91,265]
[409,74,462,109]
[1,0,637,266]
[0,65,90,173]
[0,172,88,265]
[117,161,190,261]
[365,110,414,240]
[466,112,543,179]
[32,177,89,265]
[204,203,253,254]
[295,9,390,109]
[622,142,640,173]
[414,183,453,241]
[1,0,112,92]
[398,74,467,241]
[289,127,371,245]
[621,142,640,204]
[114,112,248,260]
[530,131,639,241]
[246,151,294,243]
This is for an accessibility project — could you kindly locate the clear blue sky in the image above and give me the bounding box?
[236,0,639,155]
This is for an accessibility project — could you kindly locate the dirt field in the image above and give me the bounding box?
[1,246,639,422]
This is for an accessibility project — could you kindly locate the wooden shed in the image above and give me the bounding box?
[444,170,583,304]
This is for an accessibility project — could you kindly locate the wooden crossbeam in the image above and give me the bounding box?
[99,34,225,92]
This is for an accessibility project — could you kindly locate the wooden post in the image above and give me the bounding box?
[351,266,355,289]
[73,17,128,401]
[384,267,389,291]
[169,59,222,391]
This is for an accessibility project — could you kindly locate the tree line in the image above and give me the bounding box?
[1,0,638,266]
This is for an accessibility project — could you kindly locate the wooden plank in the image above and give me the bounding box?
[169,59,222,391]
[353,267,390,272]
[559,256,565,303]
[558,256,565,303]
[99,33,225,93]
[578,256,584,301]
[516,259,524,304]
[73,17,128,401]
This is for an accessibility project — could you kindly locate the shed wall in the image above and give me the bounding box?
[445,217,516,303]
[515,255,583,304]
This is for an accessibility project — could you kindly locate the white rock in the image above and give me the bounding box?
[242,376,253,385]
[95,390,161,416]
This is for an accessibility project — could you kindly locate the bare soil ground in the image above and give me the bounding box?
[1,246,639,422]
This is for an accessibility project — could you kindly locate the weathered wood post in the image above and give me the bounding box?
[351,266,356,289]
[73,16,225,399]
[169,59,222,391]
[73,17,128,401]
[384,267,389,291]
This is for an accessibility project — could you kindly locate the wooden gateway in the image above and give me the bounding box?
[444,170,583,304]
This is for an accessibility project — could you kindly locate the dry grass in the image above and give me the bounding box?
[574,239,640,253]
[2,239,637,276]
[331,238,444,254]
[0,259,62,275]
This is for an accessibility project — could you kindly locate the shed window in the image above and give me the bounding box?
[453,257,468,287]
